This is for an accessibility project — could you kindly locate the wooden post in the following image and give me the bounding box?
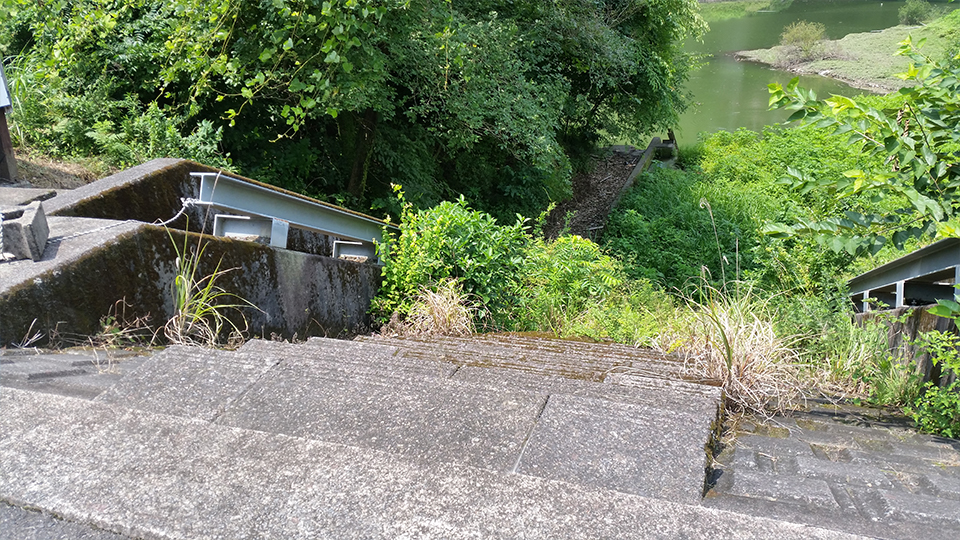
[0,108,17,184]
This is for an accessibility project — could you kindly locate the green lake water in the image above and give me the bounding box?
[676,0,906,144]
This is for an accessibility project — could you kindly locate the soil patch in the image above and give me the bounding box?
[543,147,643,240]
[6,148,109,189]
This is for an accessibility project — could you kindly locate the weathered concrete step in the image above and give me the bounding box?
[98,342,717,503]
[357,334,691,383]
[241,338,458,378]
[0,387,862,539]
[1,352,149,400]
[245,338,719,416]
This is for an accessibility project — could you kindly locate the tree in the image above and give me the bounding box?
[2,0,705,218]
[763,37,960,256]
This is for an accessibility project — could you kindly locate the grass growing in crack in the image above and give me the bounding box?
[163,228,258,346]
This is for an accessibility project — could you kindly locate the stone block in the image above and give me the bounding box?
[921,473,960,500]
[1,201,48,261]
[796,455,897,490]
[720,469,841,509]
[217,361,545,471]
[514,394,712,504]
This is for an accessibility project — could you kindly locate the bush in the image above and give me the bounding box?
[899,0,932,25]
[372,193,529,328]
[519,235,622,331]
[907,331,960,438]
[779,20,826,62]
[373,190,633,334]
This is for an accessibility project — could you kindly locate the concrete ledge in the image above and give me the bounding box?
[0,220,380,346]
[1,201,49,261]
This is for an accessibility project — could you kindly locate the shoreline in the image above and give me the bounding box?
[733,25,920,94]
[733,9,959,94]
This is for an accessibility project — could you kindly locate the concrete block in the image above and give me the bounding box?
[1,201,48,261]
[720,469,841,509]
[217,361,545,470]
[515,393,712,504]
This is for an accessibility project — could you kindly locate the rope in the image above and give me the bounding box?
[155,197,204,227]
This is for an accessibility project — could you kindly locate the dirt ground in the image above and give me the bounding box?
[5,148,108,189]
[542,147,643,240]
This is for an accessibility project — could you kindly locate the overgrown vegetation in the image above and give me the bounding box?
[779,20,828,64]
[907,330,960,437]
[1,0,704,221]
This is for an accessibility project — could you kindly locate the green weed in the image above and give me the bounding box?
[906,330,960,438]
[163,229,258,347]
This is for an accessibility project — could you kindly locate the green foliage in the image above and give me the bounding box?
[603,167,755,291]
[866,356,922,406]
[909,381,960,437]
[907,330,960,438]
[373,190,636,333]
[779,20,826,62]
[1,0,706,219]
[372,191,529,328]
[562,280,674,346]
[767,39,960,256]
[899,0,933,25]
[519,235,622,331]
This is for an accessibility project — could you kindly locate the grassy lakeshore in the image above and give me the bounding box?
[735,10,960,93]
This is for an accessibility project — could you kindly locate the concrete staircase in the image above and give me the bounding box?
[0,336,860,539]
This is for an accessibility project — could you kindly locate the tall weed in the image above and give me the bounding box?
[163,229,258,346]
[662,282,800,414]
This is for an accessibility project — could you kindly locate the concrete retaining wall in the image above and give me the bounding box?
[1,225,380,345]
[2,157,387,345]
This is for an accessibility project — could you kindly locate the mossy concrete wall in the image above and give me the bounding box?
[1,225,381,345]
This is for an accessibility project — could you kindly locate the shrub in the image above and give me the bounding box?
[779,20,827,62]
[518,235,623,332]
[907,330,960,438]
[899,0,932,25]
[372,191,529,329]
[373,190,632,333]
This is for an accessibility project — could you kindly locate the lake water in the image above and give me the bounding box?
[676,0,906,144]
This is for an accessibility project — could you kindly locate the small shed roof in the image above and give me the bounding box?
[847,238,960,311]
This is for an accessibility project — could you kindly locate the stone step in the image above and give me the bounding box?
[1,351,149,400]
[0,387,861,539]
[358,334,696,383]
[246,338,719,415]
[96,341,719,503]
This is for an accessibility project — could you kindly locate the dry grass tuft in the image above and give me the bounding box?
[658,283,800,415]
[381,279,475,337]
